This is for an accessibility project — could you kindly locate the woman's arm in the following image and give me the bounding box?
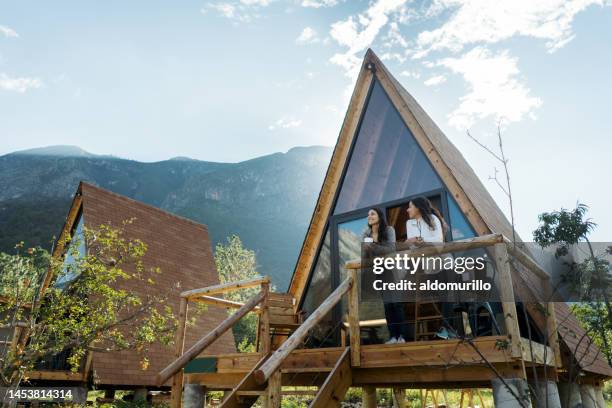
[387,226,396,243]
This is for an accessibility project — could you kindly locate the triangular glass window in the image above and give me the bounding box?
[333,80,442,215]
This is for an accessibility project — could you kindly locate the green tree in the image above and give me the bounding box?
[0,220,176,391]
[570,302,611,365]
[214,235,262,352]
[533,203,612,365]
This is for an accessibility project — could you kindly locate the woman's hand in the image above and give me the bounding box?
[406,237,425,246]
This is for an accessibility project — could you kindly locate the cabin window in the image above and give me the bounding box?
[447,195,475,240]
[55,213,86,289]
[333,80,442,215]
[301,229,336,347]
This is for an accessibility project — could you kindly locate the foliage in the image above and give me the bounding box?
[0,220,176,388]
[533,203,596,258]
[214,235,261,351]
[571,302,612,366]
[534,202,612,366]
[533,203,611,303]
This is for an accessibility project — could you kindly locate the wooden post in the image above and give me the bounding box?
[546,301,562,368]
[347,268,360,366]
[264,370,282,408]
[362,386,376,408]
[392,388,405,408]
[495,243,522,358]
[170,298,188,408]
[259,282,271,354]
[159,291,265,387]
[254,277,352,384]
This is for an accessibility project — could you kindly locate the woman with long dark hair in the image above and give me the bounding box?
[406,197,460,340]
[362,208,409,344]
[406,197,447,245]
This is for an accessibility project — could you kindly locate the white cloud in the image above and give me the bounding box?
[400,70,420,79]
[240,0,272,5]
[424,74,447,86]
[0,73,42,93]
[329,0,408,80]
[383,22,408,48]
[301,0,339,7]
[296,27,319,44]
[203,0,273,22]
[268,117,302,130]
[414,0,604,57]
[438,47,542,129]
[0,25,18,38]
[380,52,406,63]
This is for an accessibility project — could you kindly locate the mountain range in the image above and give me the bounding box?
[0,145,333,289]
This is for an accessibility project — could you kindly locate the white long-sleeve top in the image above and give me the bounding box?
[406,215,444,243]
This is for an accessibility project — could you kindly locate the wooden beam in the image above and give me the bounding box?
[288,60,375,304]
[494,243,522,359]
[170,297,188,408]
[82,350,94,382]
[504,239,549,279]
[519,338,556,366]
[219,355,269,408]
[194,296,261,312]
[25,370,84,381]
[347,268,360,366]
[254,277,352,384]
[259,282,271,354]
[353,363,524,386]
[345,233,503,269]
[309,348,352,408]
[181,276,270,299]
[392,388,406,408]
[546,302,562,368]
[360,336,512,368]
[362,386,377,408]
[264,370,282,408]
[158,291,265,387]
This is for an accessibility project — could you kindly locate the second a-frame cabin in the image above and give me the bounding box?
[159,50,611,408]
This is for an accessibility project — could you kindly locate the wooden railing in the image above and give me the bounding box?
[344,233,562,366]
[157,276,271,408]
[253,271,359,384]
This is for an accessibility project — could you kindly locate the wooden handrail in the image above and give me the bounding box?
[253,276,354,384]
[157,290,265,386]
[194,295,261,312]
[344,233,503,270]
[503,238,549,279]
[180,276,270,299]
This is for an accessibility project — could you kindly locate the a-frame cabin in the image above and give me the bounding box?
[161,50,611,408]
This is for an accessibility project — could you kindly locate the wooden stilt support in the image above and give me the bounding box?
[494,243,522,358]
[363,386,376,408]
[392,388,406,408]
[264,370,282,408]
[171,297,188,408]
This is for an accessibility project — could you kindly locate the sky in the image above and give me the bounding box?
[1,0,611,241]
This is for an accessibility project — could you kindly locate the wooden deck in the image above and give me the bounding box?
[185,336,556,390]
